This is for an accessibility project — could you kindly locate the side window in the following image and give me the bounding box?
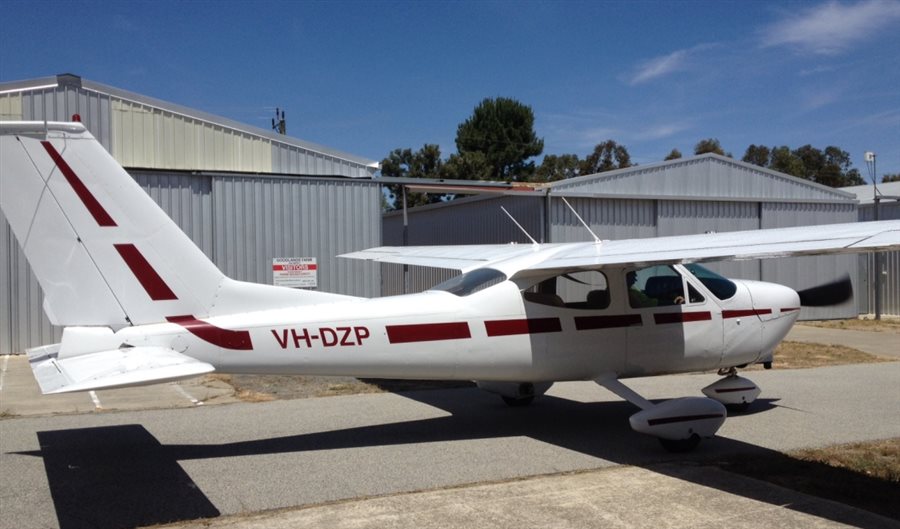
[523,270,610,310]
[627,265,686,308]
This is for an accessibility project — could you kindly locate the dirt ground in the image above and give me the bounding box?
[799,317,900,332]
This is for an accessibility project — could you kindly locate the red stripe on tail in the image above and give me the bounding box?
[41,141,117,227]
[114,244,178,300]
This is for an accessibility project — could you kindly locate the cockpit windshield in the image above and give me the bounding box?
[683,263,737,300]
[430,268,507,296]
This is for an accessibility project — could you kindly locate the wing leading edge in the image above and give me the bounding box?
[340,220,900,275]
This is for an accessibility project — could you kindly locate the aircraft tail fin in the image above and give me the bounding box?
[0,122,354,328]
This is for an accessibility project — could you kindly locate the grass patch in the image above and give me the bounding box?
[744,341,894,371]
[799,318,900,332]
[719,438,900,520]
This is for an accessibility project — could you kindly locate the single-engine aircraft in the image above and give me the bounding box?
[2,121,899,451]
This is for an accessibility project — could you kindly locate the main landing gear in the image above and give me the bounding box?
[595,376,727,453]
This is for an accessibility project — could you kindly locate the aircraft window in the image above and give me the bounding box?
[627,265,686,308]
[683,263,737,300]
[688,283,705,304]
[523,270,610,309]
[431,268,507,296]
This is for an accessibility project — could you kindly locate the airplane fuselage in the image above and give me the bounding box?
[113,267,801,383]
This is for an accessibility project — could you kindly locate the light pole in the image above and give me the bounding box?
[864,151,881,320]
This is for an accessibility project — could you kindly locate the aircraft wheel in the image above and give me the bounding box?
[658,434,701,453]
[501,395,534,407]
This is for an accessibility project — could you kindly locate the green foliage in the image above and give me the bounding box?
[380,144,446,209]
[455,97,544,181]
[694,138,725,156]
[753,144,863,187]
[769,145,805,177]
[579,140,632,175]
[883,174,900,183]
[534,154,581,182]
[664,148,682,161]
[742,144,770,167]
[440,151,493,181]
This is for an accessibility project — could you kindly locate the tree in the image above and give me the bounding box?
[742,144,770,167]
[664,148,682,161]
[883,173,900,183]
[455,97,544,181]
[534,154,581,182]
[580,140,632,175]
[440,151,493,181]
[380,144,445,209]
[769,146,805,178]
[822,146,863,186]
[694,138,725,156]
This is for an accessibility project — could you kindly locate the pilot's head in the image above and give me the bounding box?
[627,271,637,287]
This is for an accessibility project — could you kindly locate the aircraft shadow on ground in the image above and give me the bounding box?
[17,388,896,529]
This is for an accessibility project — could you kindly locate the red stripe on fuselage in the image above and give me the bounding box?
[646,413,724,426]
[484,318,562,337]
[654,312,712,325]
[114,243,178,300]
[722,309,772,319]
[167,315,253,350]
[41,141,117,227]
[574,314,642,330]
[386,322,471,344]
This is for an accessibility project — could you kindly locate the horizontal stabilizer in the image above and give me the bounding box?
[26,344,215,394]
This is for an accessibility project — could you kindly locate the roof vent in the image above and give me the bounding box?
[56,74,83,89]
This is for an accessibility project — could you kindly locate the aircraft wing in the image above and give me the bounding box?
[339,243,551,272]
[341,220,900,275]
[525,219,900,272]
[27,344,215,394]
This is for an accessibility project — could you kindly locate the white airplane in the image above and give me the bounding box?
[2,121,899,451]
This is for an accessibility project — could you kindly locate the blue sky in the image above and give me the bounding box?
[2,0,899,177]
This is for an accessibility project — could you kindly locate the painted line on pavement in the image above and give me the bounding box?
[0,355,9,392]
[173,383,203,405]
[88,390,102,409]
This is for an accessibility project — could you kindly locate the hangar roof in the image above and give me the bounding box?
[0,73,378,176]
[550,153,856,204]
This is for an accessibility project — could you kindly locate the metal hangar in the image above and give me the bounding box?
[0,74,381,354]
[383,154,865,320]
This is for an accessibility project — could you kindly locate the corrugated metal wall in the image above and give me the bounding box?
[858,201,900,317]
[0,78,376,178]
[552,154,853,203]
[382,193,860,320]
[381,195,539,295]
[212,175,380,296]
[112,100,273,172]
[1,171,381,354]
[759,202,858,320]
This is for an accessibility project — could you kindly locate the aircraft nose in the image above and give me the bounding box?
[749,281,801,316]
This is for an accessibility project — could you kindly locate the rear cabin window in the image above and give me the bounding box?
[523,270,610,310]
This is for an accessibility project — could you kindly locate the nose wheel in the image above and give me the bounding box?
[702,368,760,413]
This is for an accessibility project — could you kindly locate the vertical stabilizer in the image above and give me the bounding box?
[1,122,225,326]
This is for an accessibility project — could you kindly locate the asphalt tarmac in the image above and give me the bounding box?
[1,360,899,529]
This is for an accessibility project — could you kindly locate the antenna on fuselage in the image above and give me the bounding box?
[560,197,600,243]
[500,206,539,246]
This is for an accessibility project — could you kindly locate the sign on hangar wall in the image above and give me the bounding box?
[273,257,318,288]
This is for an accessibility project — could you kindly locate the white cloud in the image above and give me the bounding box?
[627,49,690,85]
[633,122,692,141]
[760,0,900,55]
